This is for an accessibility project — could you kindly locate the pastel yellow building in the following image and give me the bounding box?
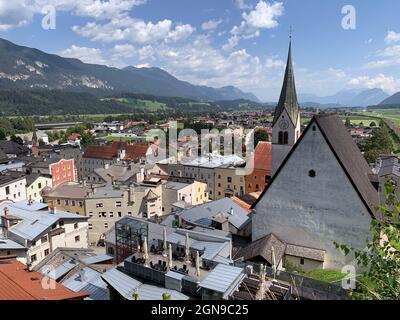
[26,174,53,203]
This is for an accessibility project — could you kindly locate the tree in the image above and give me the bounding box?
[0,128,6,140]
[363,125,393,163]
[81,133,96,147]
[162,293,171,300]
[336,183,400,300]
[254,130,269,147]
[345,117,351,127]
[370,121,377,127]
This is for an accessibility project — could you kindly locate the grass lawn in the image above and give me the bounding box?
[305,269,347,283]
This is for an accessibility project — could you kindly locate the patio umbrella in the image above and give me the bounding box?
[163,227,167,257]
[143,237,149,264]
[168,244,173,269]
[259,263,266,284]
[195,251,201,281]
[271,246,276,280]
[185,233,190,262]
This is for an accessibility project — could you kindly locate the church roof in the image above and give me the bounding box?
[314,114,380,219]
[253,114,381,220]
[273,41,300,126]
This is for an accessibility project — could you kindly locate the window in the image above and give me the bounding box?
[96,203,103,208]
[300,258,305,265]
[75,236,80,242]
[59,220,64,226]
[56,199,61,205]
[30,254,37,262]
[72,201,76,206]
[65,200,69,206]
[79,202,83,207]
[118,212,122,217]
[31,240,36,246]
[312,125,316,131]
[116,201,122,207]
[89,224,93,230]
[284,132,289,145]
[107,247,115,255]
[309,170,316,178]
[278,131,284,144]
[41,235,48,243]
[44,249,49,256]
[109,212,114,218]
[227,177,232,183]
[38,183,42,189]
[104,223,109,229]
[74,223,78,229]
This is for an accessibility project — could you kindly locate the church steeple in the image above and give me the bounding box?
[272,38,299,126]
[271,35,301,175]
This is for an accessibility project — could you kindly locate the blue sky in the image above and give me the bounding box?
[0,0,400,101]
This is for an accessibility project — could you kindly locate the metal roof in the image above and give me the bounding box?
[81,254,113,265]
[0,201,87,241]
[199,264,244,294]
[39,259,79,280]
[0,238,26,250]
[179,198,250,230]
[101,267,142,299]
[101,267,189,300]
[62,267,109,300]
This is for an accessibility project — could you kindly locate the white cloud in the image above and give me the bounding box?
[265,57,284,69]
[58,45,107,65]
[385,30,400,44]
[225,1,284,50]
[242,1,283,29]
[73,16,195,44]
[365,44,400,69]
[201,19,222,31]
[0,0,34,31]
[235,0,252,10]
[348,74,400,94]
[0,0,147,31]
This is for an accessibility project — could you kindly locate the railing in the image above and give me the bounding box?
[234,261,350,300]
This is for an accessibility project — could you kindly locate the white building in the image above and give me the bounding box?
[0,171,27,202]
[0,201,89,267]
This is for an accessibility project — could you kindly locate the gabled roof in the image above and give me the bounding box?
[235,233,286,265]
[83,141,150,162]
[273,41,300,126]
[0,258,88,300]
[0,140,29,156]
[246,142,272,173]
[252,114,381,219]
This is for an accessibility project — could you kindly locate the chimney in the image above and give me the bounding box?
[48,202,56,214]
[28,195,33,206]
[79,269,86,282]
[83,180,87,187]
[104,163,110,170]
[3,207,9,216]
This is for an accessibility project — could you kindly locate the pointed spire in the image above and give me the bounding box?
[273,34,299,126]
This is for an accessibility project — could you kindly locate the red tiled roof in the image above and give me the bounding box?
[83,141,151,161]
[0,258,88,300]
[67,134,81,140]
[246,142,272,172]
[124,143,150,162]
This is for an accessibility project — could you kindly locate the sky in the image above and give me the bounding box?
[0,0,400,101]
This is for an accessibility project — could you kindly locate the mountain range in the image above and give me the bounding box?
[298,88,390,107]
[379,92,400,106]
[0,37,258,102]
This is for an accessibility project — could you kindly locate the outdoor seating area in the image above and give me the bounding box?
[130,243,210,281]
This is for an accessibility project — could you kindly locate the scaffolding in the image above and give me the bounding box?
[115,217,149,264]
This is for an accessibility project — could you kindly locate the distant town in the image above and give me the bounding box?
[1,37,399,302]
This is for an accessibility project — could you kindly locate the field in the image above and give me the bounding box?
[103,98,167,111]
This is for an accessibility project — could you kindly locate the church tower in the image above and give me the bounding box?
[272,38,301,174]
